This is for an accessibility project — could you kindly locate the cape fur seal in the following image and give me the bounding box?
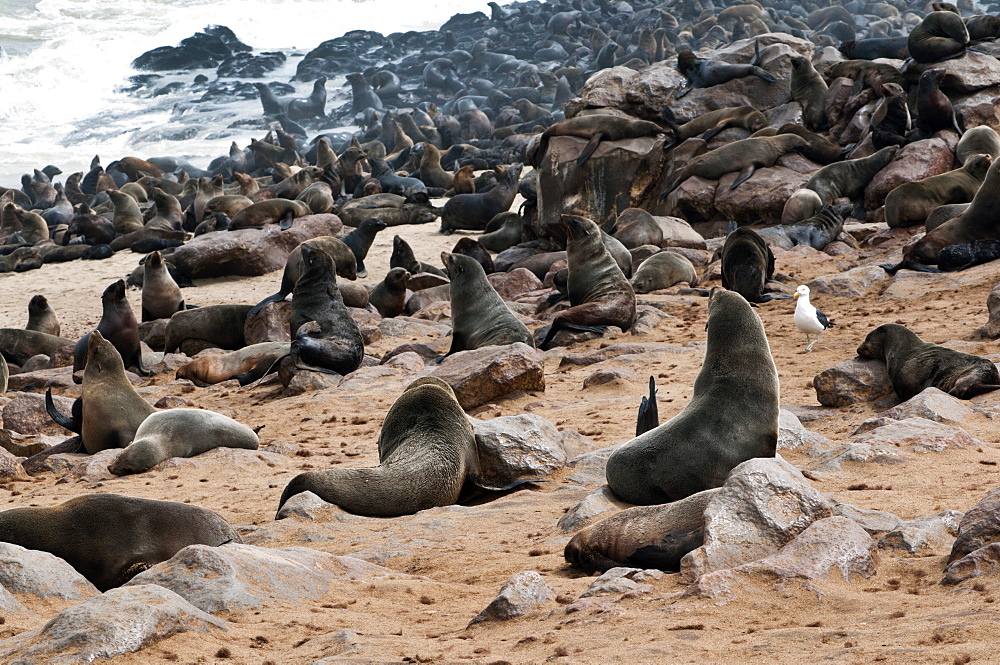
[340,218,387,278]
[781,189,823,225]
[25,294,60,337]
[540,215,637,349]
[248,236,357,315]
[442,252,534,354]
[0,354,6,394]
[564,488,721,573]
[806,145,899,205]
[662,135,808,196]
[229,198,311,231]
[0,493,240,591]
[108,409,260,475]
[175,342,292,386]
[369,267,410,318]
[661,106,766,144]
[758,206,845,251]
[957,126,1000,165]
[73,280,147,378]
[720,228,786,304]
[276,377,508,517]
[857,323,1000,399]
[938,239,1000,271]
[0,328,74,365]
[534,115,663,166]
[675,40,776,99]
[163,304,251,354]
[605,288,779,505]
[440,164,522,233]
[790,56,830,131]
[884,154,990,228]
[908,11,969,63]
[141,251,185,322]
[630,251,699,293]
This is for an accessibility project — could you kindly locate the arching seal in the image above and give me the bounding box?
[25,294,60,337]
[790,55,829,131]
[229,199,311,231]
[662,135,808,195]
[175,342,291,386]
[857,323,1000,399]
[806,145,899,205]
[956,125,1000,165]
[0,494,240,591]
[605,288,779,505]
[163,304,251,354]
[479,212,524,253]
[276,377,523,517]
[442,252,534,354]
[720,228,785,304]
[564,488,721,573]
[675,40,777,98]
[141,251,185,322]
[369,268,410,318]
[540,215,636,349]
[73,280,147,377]
[108,409,260,476]
[630,251,699,293]
[885,154,990,228]
[908,11,969,63]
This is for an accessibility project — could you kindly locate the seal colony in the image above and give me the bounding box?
[3,0,1000,660]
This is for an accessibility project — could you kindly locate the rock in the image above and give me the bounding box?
[905,52,1000,94]
[5,366,75,392]
[217,50,285,78]
[470,571,555,624]
[138,320,168,351]
[583,367,637,387]
[0,447,27,481]
[274,490,340,520]
[566,444,622,487]
[170,214,342,278]
[0,585,27,615]
[558,343,684,367]
[557,485,631,533]
[0,585,226,664]
[381,351,424,372]
[431,343,544,410]
[127,544,406,613]
[878,387,974,424]
[953,90,1000,132]
[680,456,834,580]
[280,365,343,395]
[0,429,59,457]
[777,409,834,454]
[813,357,895,406]
[472,414,566,488]
[0,542,99,600]
[244,300,292,344]
[1,392,76,435]
[833,502,903,534]
[948,487,1000,564]
[942,543,1000,585]
[488,269,543,301]
[579,567,658,598]
[881,259,1000,300]
[851,417,979,453]
[662,175,717,224]
[878,510,964,555]
[713,166,812,226]
[971,283,1000,340]
[154,396,190,409]
[806,265,890,298]
[864,138,954,210]
[650,215,707,249]
[411,301,451,321]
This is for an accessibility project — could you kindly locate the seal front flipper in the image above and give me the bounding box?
[730,164,757,189]
[753,67,777,83]
[636,375,659,436]
[576,132,605,166]
[701,122,734,142]
[279,210,295,230]
[46,388,81,433]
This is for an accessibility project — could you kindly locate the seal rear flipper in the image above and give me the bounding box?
[575,132,605,167]
[46,389,82,433]
[957,384,1000,398]
[753,67,777,83]
[248,292,287,317]
[627,531,705,572]
[21,435,82,475]
[880,261,905,274]
[279,210,295,230]
[701,122,733,142]
[234,354,288,386]
[730,164,756,189]
[636,375,659,436]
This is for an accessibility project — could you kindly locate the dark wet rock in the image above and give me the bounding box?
[217,51,286,78]
[132,26,250,72]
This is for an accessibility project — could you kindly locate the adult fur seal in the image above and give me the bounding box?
[720,228,786,304]
[176,342,292,386]
[661,106,766,144]
[163,304,252,354]
[564,488,721,573]
[141,251,185,322]
[790,55,830,131]
[440,164,522,233]
[229,198,311,231]
[0,328,74,365]
[675,40,776,98]
[806,145,899,205]
[957,126,1000,165]
[540,215,636,349]
[0,494,240,591]
[662,135,808,196]
[605,288,779,505]
[908,11,969,63]
[249,236,358,315]
[50,331,156,454]
[108,409,260,475]
[479,212,524,253]
[73,280,147,377]
[758,206,845,251]
[276,377,526,517]
[25,294,60,336]
[442,252,534,354]
[630,251,699,293]
[884,154,990,228]
[534,115,664,166]
[857,323,1000,399]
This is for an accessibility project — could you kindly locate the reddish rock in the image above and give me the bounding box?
[813,358,895,406]
[244,301,292,344]
[948,487,1000,564]
[488,269,543,301]
[864,139,954,210]
[714,166,812,226]
[431,343,544,410]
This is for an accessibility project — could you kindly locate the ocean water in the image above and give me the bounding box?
[0,0,513,185]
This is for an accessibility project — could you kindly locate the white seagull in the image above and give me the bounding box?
[794,284,833,352]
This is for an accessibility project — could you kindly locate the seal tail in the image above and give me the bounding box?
[45,388,81,434]
[636,375,659,436]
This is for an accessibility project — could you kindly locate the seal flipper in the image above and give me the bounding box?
[21,435,82,474]
[730,164,756,189]
[248,292,287,317]
[46,388,81,433]
[279,210,295,230]
[636,375,659,436]
[701,121,734,142]
[958,384,1000,398]
[674,85,693,99]
[234,354,288,386]
[576,132,605,166]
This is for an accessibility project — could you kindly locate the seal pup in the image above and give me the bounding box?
[884,154,990,228]
[534,115,664,166]
[49,331,156,453]
[141,251,184,322]
[340,217,387,278]
[661,135,808,196]
[442,252,534,354]
[229,198,311,231]
[938,239,1000,271]
[858,323,1000,399]
[539,215,636,349]
[368,267,410,318]
[276,377,524,517]
[916,69,961,136]
[675,40,776,99]
[630,251,699,293]
[720,228,787,304]
[176,342,291,386]
[73,280,147,377]
[0,494,240,591]
[108,409,260,475]
[564,488,721,573]
[25,294,60,337]
[606,288,779,505]
[908,10,970,63]
[793,285,834,352]
[661,106,766,144]
[790,55,830,131]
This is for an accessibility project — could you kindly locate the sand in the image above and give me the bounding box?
[1,220,1000,665]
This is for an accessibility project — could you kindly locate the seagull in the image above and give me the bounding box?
[794,284,833,352]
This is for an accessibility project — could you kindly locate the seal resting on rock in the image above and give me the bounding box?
[884,154,990,228]
[675,40,776,99]
[605,288,779,505]
[857,323,1000,399]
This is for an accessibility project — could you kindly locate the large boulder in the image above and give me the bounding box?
[864,138,954,210]
[0,542,99,601]
[712,166,812,226]
[813,357,895,406]
[807,265,891,298]
[431,343,544,410]
[948,487,1000,564]
[472,414,566,488]
[905,53,1000,94]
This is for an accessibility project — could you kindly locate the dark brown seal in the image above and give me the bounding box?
[908,11,969,63]
[720,228,786,304]
[163,304,252,354]
[73,280,147,378]
[440,164,523,233]
[25,294,60,337]
[369,267,410,318]
[662,135,808,196]
[884,154,990,228]
[248,236,358,316]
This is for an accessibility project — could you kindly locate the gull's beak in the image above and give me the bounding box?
[793,292,800,299]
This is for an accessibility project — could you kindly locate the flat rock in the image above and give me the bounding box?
[881,260,1000,300]
[878,510,964,555]
[488,269,543,301]
[127,544,407,613]
[472,414,566,488]
[1,392,76,435]
[170,214,342,278]
[714,166,812,226]
[905,52,1000,94]
[651,215,707,249]
[0,584,226,664]
[566,443,622,487]
[431,343,544,410]
[806,265,890,298]
[813,357,894,407]
[558,485,631,533]
[681,456,834,580]
[948,487,1000,564]
[879,387,974,424]
[470,571,555,624]
[833,502,903,535]
[851,417,979,453]
[0,542,99,601]
[274,490,341,521]
[5,366,75,392]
